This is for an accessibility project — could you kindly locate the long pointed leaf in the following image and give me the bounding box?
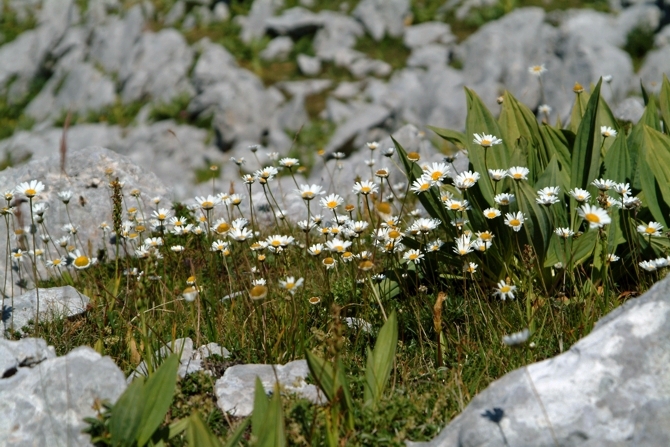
[364,311,398,407]
[571,79,603,192]
[137,354,180,446]
[110,378,146,447]
[187,412,223,447]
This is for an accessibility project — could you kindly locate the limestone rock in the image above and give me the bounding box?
[89,5,145,74]
[408,274,670,447]
[352,0,409,41]
[2,286,90,337]
[324,103,390,154]
[260,36,294,61]
[637,45,670,93]
[0,340,126,447]
[26,63,116,123]
[240,0,283,43]
[0,146,169,292]
[614,97,645,123]
[312,11,364,61]
[264,7,324,36]
[297,54,322,76]
[403,22,455,49]
[191,40,238,90]
[407,44,449,69]
[215,360,323,417]
[119,29,195,104]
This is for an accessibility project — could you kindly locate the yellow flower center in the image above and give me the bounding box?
[513,174,522,179]
[323,257,335,265]
[358,260,374,271]
[309,297,321,304]
[388,230,401,239]
[327,201,338,208]
[25,189,36,196]
[408,152,420,161]
[302,192,314,199]
[250,285,268,300]
[361,186,371,193]
[487,212,497,218]
[271,240,281,247]
[481,139,491,146]
[201,201,214,209]
[420,183,430,191]
[431,172,442,181]
[500,286,511,293]
[409,253,418,260]
[585,213,600,223]
[216,223,230,233]
[74,256,90,268]
[510,219,521,226]
[157,214,166,220]
[645,227,656,234]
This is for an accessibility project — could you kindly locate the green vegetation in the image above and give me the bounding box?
[624,24,656,72]
[5,76,670,445]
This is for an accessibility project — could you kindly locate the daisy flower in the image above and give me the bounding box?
[473,133,503,147]
[452,171,480,190]
[410,176,433,194]
[279,157,300,168]
[58,190,72,204]
[296,184,324,201]
[326,238,352,253]
[249,279,269,300]
[279,276,304,295]
[195,195,221,210]
[471,238,490,252]
[591,178,615,191]
[528,64,547,76]
[229,227,253,241]
[323,257,337,269]
[171,245,185,252]
[483,208,501,219]
[555,227,574,238]
[466,262,478,274]
[578,204,611,229]
[569,188,591,202]
[321,193,343,210]
[614,183,631,196]
[266,235,295,252]
[453,234,473,256]
[507,166,529,180]
[443,198,469,212]
[600,126,617,138]
[411,217,440,233]
[425,239,444,252]
[607,254,620,262]
[352,180,379,196]
[495,194,516,207]
[46,257,66,269]
[493,280,517,300]
[504,211,525,232]
[423,162,451,183]
[488,169,507,181]
[637,221,663,237]
[639,260,657,272]
[538,104,552,115]
[16,180,45,198]
[403,249,424,264]
[69,249,95,270]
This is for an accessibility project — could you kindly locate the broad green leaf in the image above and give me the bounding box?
[571,230,599,267]
[641,80,649,105]
[364,311,398,408]
[256,384,287,447]
[187,412,223,447]
[603,132,631,184]
[251,378,269,440]
[499,91,549,176]
[465,88,511,205]
[137,354,180,446]
[512,181,553,262]
[305,352,354,431]
[539,126,573,175]
[110,377,146,447]
[571,79,603,192]
[638,126,670,227]
[427,126,468,148]
[629,96,662,189]
[660,74,670,133]
[168,419,190,439]
[223,418,251,447]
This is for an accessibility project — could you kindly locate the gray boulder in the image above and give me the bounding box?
[215,360,323,417]
[352,0,410,41]
[25,62,116,123]
[403,22,455,49]
[164,0,186,26]
[614,97,645,123]
[240,0,283,43]
[260,36,294,61]
[191,40,238,90]
[264,7,324,36]
[409,274,670,447]
[312,11,364,61]
[2,286,89,337]
[0,339,126,447]
[89,5,145,74]
[407,44,450,69]
[276,79,333,97]
[324,103,391,154]
[637,46,670,93]
[0,146,169,292]
[119,29,195,104]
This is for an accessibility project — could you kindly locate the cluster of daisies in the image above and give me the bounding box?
[4,181,98,280]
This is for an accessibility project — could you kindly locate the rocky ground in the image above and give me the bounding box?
[0,0,667,200]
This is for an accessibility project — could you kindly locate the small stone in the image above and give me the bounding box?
[213,2,230,22]
[2,286,90,337]
[260,36,294,61]
[215,360,324,417]
[297,54,321,75]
